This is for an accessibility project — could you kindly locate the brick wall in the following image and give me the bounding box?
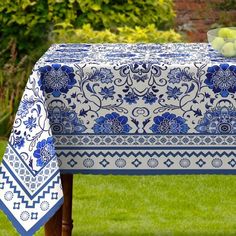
[174,0,236,42]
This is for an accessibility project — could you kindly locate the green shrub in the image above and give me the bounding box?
[72,0,175,30]
[0,0,176,60]
[0,0,49,61]
[53,23,181,43]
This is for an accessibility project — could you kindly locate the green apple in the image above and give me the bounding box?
[221,42,236,57]
[226,30,236,39]
[234,40,236,50]
[231,30,236,39]
[218,28,231,38]
[211,37,225,50]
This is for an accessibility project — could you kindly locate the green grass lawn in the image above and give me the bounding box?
[0,140,7,156]
[0,140,236,235]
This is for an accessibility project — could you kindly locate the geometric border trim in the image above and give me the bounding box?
[54,134,236,147]
[56,150,236,171]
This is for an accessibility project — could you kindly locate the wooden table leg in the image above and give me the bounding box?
[44,204,63,236]
[44,174,73,236]
[61,174,73,236]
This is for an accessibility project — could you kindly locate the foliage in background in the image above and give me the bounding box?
[53,23,181,43]
[0,0,50,64]
[208,0,236,28]
[71,0,175,30]
[213,0,236,11]
[0,0,176,62]
[0,40,31,136]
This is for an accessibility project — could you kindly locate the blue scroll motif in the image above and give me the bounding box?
[113,62,167,106]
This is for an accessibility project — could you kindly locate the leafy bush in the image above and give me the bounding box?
[0,0,176,60]
[72,0,175,30]
[53,23,181,43]
[0,0,49,61]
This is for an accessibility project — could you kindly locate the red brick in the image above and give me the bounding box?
[173,0,234,42]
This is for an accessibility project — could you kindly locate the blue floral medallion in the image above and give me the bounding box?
[33,137,55,167]
[93,112,132,134]
[195,106,236,134]
[38,64,76,97]
[150,112,189,134]
[205,64,236,97]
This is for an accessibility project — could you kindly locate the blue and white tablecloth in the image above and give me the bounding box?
[0,43,236,235]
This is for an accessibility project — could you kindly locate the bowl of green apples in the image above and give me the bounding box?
[207,27,236,57]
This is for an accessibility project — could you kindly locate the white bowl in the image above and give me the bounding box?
[207,27,236,57]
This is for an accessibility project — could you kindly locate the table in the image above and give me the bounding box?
[0,43,236,236]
